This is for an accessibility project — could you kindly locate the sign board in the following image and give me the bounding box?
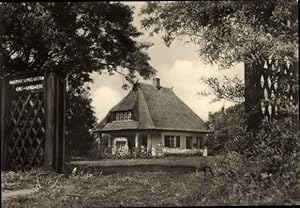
[8,75,45,94]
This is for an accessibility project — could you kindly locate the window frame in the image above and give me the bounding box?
[116,141,126,149]
[115,111,133,121]
[165,135,180,148]
[128,112,132,120]
[169,137,175,147]
[116,113,120,121]
[119,112,124,120]
[124,112,128,120]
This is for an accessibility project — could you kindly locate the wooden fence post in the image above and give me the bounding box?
[44,71,66,173]
[1,74,8,170]
[55,74,66,172]
[44,72,55,169]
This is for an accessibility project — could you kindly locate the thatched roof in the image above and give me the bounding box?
[94,82,209,133]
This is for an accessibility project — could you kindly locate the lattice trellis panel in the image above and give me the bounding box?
[7,92,45,171]
[259,60,298,121]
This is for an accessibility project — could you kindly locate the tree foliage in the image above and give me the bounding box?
[141,1,298,104]
[199,76,244,103]
[141,0,298,68]
[66,84,97,157]
[0,2,156,156]
[1,2,156,83]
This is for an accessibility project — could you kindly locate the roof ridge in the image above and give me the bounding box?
[138,82,171,90]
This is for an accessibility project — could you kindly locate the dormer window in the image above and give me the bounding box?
[115,111,132,121]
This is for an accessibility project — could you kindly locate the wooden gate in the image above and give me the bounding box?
[1,71,66,172]
[245,60,298,130]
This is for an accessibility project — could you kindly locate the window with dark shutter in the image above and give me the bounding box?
[165,136,170,147]
[196,136,203,148]
[165,135,176,148]
[176,136,180,148]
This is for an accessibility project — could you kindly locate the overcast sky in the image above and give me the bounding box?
[89,2,244,123]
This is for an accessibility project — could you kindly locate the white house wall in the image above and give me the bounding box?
[151,131,207,149]
[101,131,207,150]
[150,132,162,149]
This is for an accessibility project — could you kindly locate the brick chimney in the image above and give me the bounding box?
[153,78,160,89]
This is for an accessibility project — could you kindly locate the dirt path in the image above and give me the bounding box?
[2,188,40,201]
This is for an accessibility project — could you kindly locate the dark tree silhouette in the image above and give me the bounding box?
[1,2,156,156]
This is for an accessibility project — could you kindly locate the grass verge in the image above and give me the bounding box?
[2,152,298,207]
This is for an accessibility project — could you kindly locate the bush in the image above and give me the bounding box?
[131,147,152,159]
[89,146,113,160]
[206,101,299,204]
[181,151,299,205]
[240,115,299,194]
[207,103,299,173]
[206,104,247,155]
[89,146,153,160]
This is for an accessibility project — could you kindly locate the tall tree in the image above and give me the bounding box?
[140,1,298,103]
[1,2,155,81]
[0,2,156,156]
[65,83,97,157]
[141,1,297,68]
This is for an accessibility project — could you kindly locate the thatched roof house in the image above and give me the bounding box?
[94,78,210,156]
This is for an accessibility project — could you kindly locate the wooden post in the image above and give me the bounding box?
[135,133,139,148]
[161,132,165,147]
[98,133,102,149]
[54,74,65,173]
[202,147,208,157]
[203,134,208,147]
[45,72,55,169]
[44,71,66,173]
[1,75,8,170]
[108,135,111,147]
[147,133,151,153]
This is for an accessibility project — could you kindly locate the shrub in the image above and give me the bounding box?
[205,101,299,204]
[131,147,152,159]
[206,103,247,155]
[240,115,299,186]
[94,146,114,159]
[89,145,153,160]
